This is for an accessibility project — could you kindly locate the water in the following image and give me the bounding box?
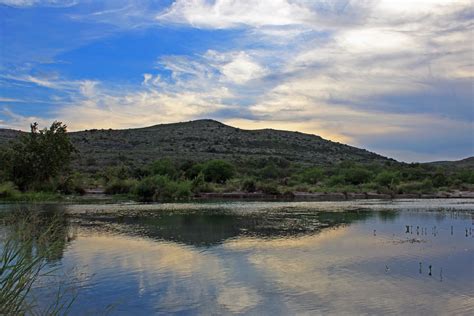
[1,199,473,315]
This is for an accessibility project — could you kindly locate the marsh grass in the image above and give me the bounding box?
[0,208,76,315]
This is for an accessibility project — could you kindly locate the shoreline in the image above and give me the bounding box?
[1,190,473,205]
[194,191,474,201]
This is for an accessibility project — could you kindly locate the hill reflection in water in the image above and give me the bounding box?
[1,202,473,315]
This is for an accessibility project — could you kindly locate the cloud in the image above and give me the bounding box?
[1,0,472,161]
[205,50,267,84]
[0,0,77,7]
[156,0,314,29]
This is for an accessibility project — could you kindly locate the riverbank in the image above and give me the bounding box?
[195,190,474,201]
[1,190,474,204]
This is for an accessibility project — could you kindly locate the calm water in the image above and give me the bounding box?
[1,199,473,315]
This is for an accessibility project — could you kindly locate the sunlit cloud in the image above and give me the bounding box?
[1,0,472,161]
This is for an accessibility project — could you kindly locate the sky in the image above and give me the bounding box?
[0,0,473,162]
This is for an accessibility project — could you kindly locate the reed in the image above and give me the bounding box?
[0,208,76,315]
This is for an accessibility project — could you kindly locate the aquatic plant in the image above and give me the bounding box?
[0,209,76,315]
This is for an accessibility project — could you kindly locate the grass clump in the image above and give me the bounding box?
[0,209,76,315]
[0,182,21,199]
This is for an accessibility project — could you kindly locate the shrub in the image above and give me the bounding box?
[185,163,204,180]
[326,174,345,186]
[457,170,474,184]
[134,176,191,201]
[343,168,372,185]
[134,177,158,201]
[191,173,214,193]
[375,171,400,187]
[3,122,76,191]
[242,178,257,192]
[257,182,281,195]
[56,174,86,195]
[105,178,136,195]
[432,172,448,187]
[259,163,282,179]
[300,167,324,184]
[103,164,131,181]
[202,160,235,183]
[149,159,178,179]
[397,179,434,194]
[0,182,20,199]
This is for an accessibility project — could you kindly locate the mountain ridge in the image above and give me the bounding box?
[0,119,450,172]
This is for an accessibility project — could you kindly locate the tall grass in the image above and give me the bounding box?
[0,208,76,315]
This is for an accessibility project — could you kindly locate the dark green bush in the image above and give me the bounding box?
[0,182,20,199]
[149,159,178,179]
[300,167,324,184]
[375,171,400,187]
[432,172,448,187]
[259,163,283,179]
[134,177,158,201]
[105,179,136,195]
[327,174,346,186]
[257,182,281,195]
[56,174,86,195]
[134,176,191,201]
[242,178,257,192]
[343,168,372,185]
[202,160,235,183]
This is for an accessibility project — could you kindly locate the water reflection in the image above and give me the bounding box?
[72,209,375,246]
[1,202,473,315]
[0,206,75,262]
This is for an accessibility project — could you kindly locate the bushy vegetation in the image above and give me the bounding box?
[0,122,83,200]
[1,121,473,202]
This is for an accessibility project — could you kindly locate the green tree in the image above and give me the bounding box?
[202,160,235,183]
[3,122,76,190]
[300,167,324,184]
[149,158,178,179]
[375,171,400,187]
[343,168,372,185]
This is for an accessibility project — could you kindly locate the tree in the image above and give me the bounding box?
[343,167,372,185]
[300,167,324,184]
[202,160,235,183]
[149,158,178,179]
[375,171,400,187]
[4,122,76,190]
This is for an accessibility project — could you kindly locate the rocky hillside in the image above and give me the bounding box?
[0,119,393,172]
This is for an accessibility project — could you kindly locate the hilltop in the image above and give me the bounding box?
[425,157,474,169]
[0,119,391,172]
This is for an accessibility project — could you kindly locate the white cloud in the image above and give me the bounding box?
[205,50,267,84]
[156,0,313,29]
[2,0,472,161]
[0,0,77,7]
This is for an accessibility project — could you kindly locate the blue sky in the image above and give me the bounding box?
[0,0,473,162]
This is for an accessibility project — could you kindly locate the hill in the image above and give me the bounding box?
[425,157,474,169]
[0,119,392,172]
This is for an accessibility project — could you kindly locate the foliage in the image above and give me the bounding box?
[342,168,373,185]
[2,122,76,191]
[375,171,400,187]
[149,159,179,179]
[202,160,235,183]
[134,175,192,201]
[300,167,324,184]
[257,182,281,195]
[56,173,86,195]
[0,182,21,199]
[242,178,257,192]
[0,209,76,315]
[105,178,137,195]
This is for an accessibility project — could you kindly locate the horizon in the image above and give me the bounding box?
[1,0,473,162]
[2,118,472,164]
